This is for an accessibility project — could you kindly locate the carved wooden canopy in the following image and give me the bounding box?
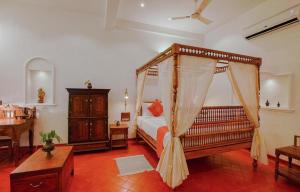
[136,43,261,75]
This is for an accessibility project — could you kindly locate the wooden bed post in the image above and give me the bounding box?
[171,44,180,136]
[166,44,180,182]
[252,58,262,169]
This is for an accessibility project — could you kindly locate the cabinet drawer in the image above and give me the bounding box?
[11,173,58,192]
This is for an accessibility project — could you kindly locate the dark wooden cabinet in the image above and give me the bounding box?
[66,88,110,152]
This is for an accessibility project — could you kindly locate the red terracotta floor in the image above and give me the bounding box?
[1,141,300,192]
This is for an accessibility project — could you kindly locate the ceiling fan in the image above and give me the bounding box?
[169,0,213,25]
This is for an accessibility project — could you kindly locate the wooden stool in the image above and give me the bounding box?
[0,136,13,161]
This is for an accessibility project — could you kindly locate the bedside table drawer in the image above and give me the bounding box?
[111,129,127,135]
[11,173,58,192]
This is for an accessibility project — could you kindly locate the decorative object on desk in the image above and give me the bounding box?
[38,88,46,103]
[277,102,280,108]
[3,104,14,118]
[40,130,62,157]
[121,88,130,121]
[114,120,120,126]
[265,99,270,107]
[84,80,92,89]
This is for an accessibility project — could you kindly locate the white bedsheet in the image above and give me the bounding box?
[137,116,170,147]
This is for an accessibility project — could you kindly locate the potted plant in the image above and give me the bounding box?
[40,130,62,157]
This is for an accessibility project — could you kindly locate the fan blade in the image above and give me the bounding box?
[197,15,213,25]
[170,16,191,20]
[196,0,212,13]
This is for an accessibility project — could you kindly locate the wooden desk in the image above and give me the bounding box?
[0,119,34,166]
[10,146,74,192]
[275,146,300,185]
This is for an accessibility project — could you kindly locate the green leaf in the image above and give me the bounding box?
[39,130,62,144]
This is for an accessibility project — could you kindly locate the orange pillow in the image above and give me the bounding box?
[148,100,163,117]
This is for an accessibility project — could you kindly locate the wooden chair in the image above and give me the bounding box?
[294,135,300,147]
[0,136,13,161]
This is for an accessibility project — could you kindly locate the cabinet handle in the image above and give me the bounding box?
[90,122,93,126]
[30,182,43,188]
[90,99,93,102]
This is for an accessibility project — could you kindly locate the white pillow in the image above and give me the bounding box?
[141,103,152,116]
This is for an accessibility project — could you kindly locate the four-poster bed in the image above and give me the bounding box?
[133,43,268,188]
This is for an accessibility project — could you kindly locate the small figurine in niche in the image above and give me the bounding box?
[265,99,270,107]
[277,102,280,108]
[84,80,92,89]
[38,88,46,103]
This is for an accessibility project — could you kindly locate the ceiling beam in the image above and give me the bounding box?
[104,0,120,30]
[116,19,203,41]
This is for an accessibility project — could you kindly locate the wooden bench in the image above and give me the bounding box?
[275,135,300,185]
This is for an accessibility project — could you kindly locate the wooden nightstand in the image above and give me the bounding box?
[109,124,128,149]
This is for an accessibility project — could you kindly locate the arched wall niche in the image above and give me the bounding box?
[25,57,55,105]
[260,71,294,112]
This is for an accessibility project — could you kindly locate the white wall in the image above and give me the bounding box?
[204,0,300,159]
[0,1,202,145]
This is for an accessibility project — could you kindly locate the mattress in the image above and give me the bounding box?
[137,116,170,147]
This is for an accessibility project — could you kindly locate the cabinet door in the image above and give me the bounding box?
[69,119,89,143]
[90,95,107,118]
[89,119,107,141]
[69,95,89,117]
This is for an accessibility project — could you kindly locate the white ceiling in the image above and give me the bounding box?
[12,0,107,16]
[118,0,266,34]
[7,0,267,38]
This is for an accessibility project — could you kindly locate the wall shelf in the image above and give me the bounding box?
[25,57,55,105]
[260,71,293,111]
[261,106,295,113]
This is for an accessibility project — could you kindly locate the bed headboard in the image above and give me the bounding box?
[140,101,155,116]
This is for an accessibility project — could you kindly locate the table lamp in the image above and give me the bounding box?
[121,88,130,121]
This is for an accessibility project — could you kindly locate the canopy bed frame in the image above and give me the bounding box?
[134,43,265,188]
[137,105,255,160]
